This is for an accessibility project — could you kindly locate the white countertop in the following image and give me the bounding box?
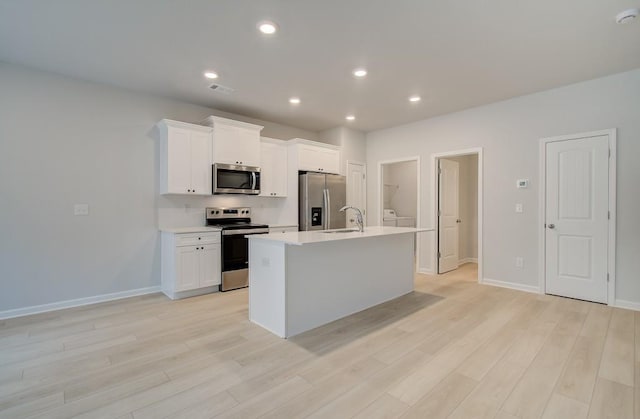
[248,226,433,245]
[160,226,222,234]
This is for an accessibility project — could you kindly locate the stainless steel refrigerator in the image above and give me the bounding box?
[299,172,347,231]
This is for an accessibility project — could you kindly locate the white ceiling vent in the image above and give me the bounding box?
[616,8,639,24]
[209,84,234,94]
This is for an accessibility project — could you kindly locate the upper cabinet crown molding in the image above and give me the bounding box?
[157,119,213,133]
[288,138,341,151]
[200,116,264,132]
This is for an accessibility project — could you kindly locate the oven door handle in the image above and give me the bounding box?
[222,228,270,236]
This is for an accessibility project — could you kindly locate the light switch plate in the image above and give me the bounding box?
[515,203,523,213]
[515,257,524,268]
[74,204,89,216]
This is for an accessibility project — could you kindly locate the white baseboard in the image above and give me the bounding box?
[614,299,640,312]
[0,286,162,320]
[482,278,540,294]
[459,258,478,264]
[417,268,435,275]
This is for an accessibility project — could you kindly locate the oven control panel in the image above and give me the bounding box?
[207,207,251,219]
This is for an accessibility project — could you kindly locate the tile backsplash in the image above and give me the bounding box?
[157,194,297,229]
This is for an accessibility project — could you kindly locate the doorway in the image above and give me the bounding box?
[539,130,616,305]
[432,149,482,282]
[379,157,420,268]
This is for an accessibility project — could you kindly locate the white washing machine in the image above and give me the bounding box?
[383,209,416,227]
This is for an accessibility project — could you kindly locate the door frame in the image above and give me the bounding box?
[431,148,483,282]
[538,129,617,305]
[346,160,367,224]
[378,156,421,271]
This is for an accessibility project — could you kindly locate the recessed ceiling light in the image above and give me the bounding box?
[345,115,356,121]
[289,97,301,104]
[616,8,639,24]
[409,96,421,103]
[353,69,367,78]
[258,21,278,34]
[204,71,218,80]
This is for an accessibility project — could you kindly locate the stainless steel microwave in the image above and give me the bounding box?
[212,163,261,195]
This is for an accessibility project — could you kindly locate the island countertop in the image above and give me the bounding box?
[159,226,222,234]
[247,225,432,245]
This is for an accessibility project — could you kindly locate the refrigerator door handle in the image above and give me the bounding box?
[323,188,330,229]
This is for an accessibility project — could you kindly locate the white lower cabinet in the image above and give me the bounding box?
[161,231,221,299]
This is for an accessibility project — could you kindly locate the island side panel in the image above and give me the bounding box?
[285,233,414,338]
[248,239,287,338]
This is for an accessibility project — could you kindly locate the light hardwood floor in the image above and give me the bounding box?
[0,263,636,418]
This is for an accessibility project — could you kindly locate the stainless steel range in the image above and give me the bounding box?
[206,207,269,291]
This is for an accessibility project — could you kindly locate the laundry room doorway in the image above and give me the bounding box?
[379,157,420,268]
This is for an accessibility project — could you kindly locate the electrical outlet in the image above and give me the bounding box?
[515,257,524,268]
[74,204,89,216]
[515,203,523,213]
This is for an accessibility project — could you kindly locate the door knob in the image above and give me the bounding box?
[456,219,461,223]
[548,224,555,229]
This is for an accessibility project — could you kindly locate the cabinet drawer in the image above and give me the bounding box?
[176,232,220,246]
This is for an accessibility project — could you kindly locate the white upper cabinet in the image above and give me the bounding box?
[158,119,212,195]
[202,116,263,167]
[259,137,288,197]
[291,139,341,174]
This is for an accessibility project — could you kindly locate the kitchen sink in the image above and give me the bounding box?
[322,228,360,234]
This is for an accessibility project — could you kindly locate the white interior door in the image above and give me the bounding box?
[545,135,609,303]
[346,161,366,227]
[438,159,459,273]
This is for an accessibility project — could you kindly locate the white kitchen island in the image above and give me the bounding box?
[248,226,430,338]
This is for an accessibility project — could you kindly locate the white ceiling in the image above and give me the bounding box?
[0,1,638,132]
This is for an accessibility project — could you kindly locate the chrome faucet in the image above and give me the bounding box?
[339,205,364,232]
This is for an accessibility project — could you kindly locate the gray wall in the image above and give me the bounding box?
[319,126,367,175]
[366,68,640,303]
[0,62,318,312]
